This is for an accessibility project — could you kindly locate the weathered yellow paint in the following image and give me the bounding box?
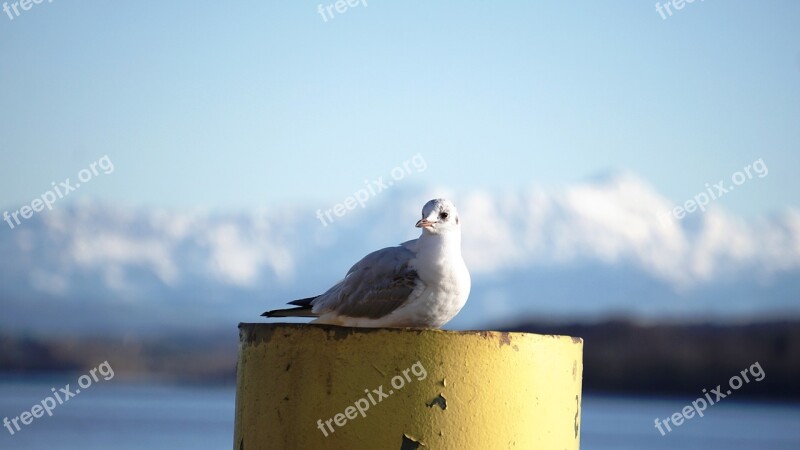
[234,323,583,450]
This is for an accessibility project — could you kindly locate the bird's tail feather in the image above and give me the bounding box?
[262,306,317,318]
[287,296,316,308]
[262,296,319,318]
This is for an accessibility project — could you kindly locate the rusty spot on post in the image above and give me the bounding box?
[574,395,580,438]
[498,332,512,347]
[477,330,513,347]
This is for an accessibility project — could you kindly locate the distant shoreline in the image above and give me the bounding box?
[2,319,799,399]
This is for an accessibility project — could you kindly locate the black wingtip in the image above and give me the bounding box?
[261,306,317,318]
[287,296,317,308]
[262,296,319,319]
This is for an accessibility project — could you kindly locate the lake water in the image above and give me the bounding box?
[0,379,798,449]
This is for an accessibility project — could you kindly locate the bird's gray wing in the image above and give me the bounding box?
[314,244,421,319]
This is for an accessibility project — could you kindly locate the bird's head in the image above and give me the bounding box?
[415,198,460,235]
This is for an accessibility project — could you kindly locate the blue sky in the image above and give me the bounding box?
[1,1,798,216]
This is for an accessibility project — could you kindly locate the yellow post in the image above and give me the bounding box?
[234,323,583,450]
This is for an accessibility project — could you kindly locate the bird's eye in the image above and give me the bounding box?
[440,212,449,220]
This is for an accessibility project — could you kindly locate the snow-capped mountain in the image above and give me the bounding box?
[1,173,798,335]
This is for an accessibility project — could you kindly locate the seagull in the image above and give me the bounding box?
[262,198,470,328]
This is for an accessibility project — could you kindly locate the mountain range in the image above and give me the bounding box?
[1,172,798,336]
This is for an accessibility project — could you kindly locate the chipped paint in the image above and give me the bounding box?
[401,434,424,449]
[498,332,512,347]
[426,394,447,410]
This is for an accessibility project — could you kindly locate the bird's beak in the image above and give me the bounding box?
[415,219,435,228]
